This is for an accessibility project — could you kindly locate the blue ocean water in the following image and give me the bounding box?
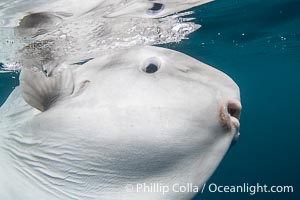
[0,0,299,199]
[175,0,299,199]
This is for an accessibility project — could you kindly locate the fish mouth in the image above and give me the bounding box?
[219,100,242,142]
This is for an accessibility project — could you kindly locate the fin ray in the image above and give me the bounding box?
[20,67,74,111]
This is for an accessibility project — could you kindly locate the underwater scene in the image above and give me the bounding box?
[0,0,299,199]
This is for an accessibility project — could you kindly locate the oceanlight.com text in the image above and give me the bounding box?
[203,183,294,195]
[125,182,294,195]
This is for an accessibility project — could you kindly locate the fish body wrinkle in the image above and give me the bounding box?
[0,46,241,200]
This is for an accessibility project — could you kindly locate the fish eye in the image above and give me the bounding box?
[147,2,165,15]
[145,63,158,73]
[142,57,161,74]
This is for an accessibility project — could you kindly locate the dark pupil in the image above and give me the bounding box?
[146,63,158,73]
[148,3,164,12]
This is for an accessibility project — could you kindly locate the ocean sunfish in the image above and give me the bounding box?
[0,46,241,200]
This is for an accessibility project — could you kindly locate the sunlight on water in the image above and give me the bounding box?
[0,0,212,72]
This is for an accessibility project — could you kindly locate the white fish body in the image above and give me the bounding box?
[0,46,241,200]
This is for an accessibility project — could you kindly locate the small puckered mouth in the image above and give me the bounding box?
[219,100,242,134]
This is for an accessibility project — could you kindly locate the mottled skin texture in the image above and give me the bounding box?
[0,46,241,200]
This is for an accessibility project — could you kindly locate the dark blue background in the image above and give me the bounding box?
[163,0,300,199]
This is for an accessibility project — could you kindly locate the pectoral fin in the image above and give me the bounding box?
[20,67,74,111]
